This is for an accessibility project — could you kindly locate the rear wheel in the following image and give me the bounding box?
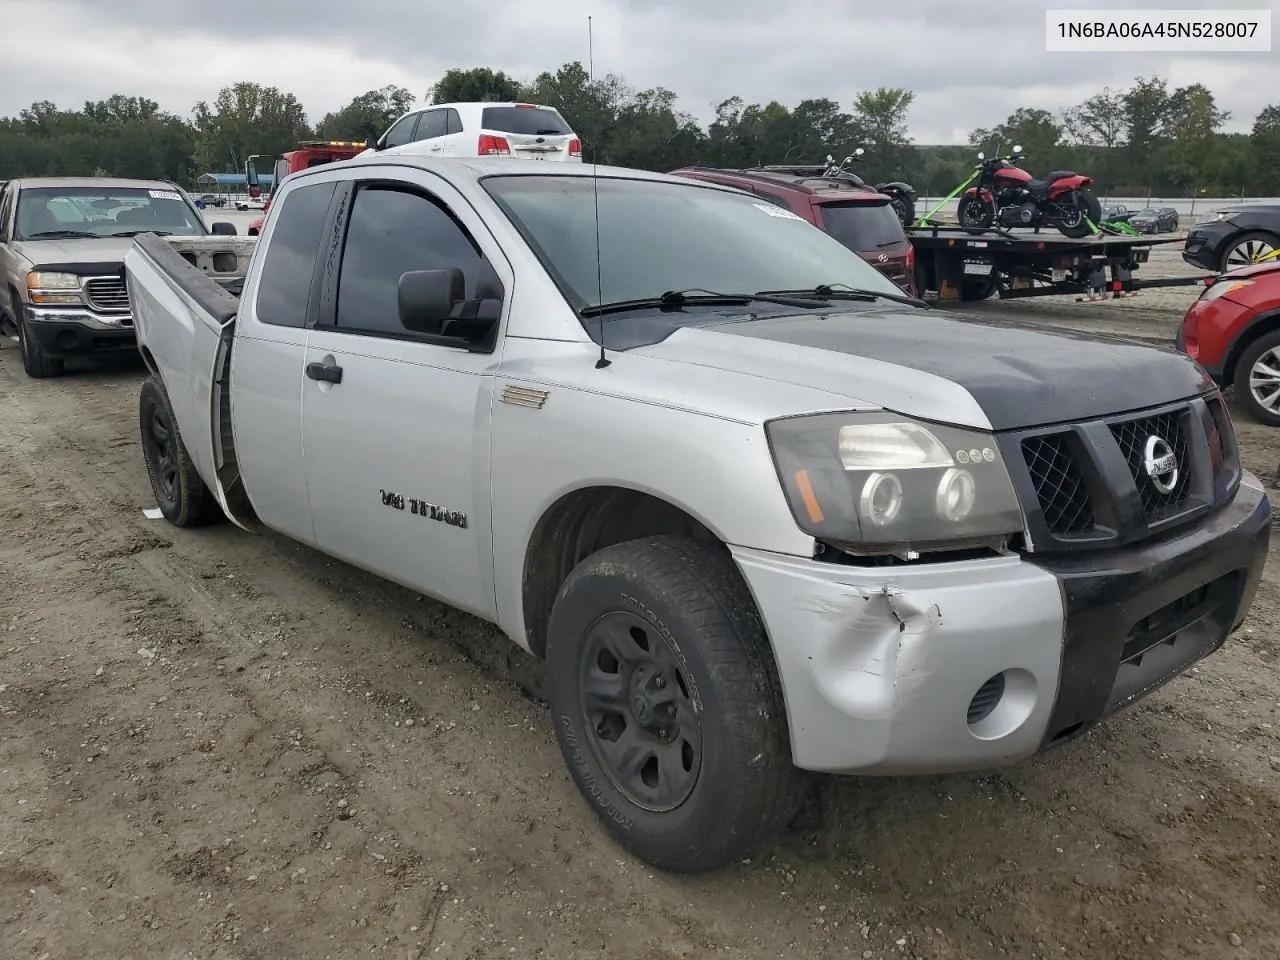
[545,535,804,873]
[1220,231,1279,273]
[957,193,994,233]
[139,376,223,527]
[1057,189,1101,238]
[890,194,915,227]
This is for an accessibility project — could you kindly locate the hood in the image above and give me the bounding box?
[631,307,1213,432]
[11,235,140,271]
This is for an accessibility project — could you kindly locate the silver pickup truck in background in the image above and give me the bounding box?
[124,154,1269,874]
[0,176,237,377]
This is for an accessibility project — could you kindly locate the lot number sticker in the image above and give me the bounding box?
[149,190,182,201]
[753,202,805,221]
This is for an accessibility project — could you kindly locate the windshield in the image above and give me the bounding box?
[483,175,903,313]
[481,106,572,135]
[818,201,908,252]
[14,186,205,240]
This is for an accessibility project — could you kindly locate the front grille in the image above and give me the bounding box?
[1022,434,1094,535]
[1008,396,1240,553]
[1110,410,1191,522]
[84,276,130,312]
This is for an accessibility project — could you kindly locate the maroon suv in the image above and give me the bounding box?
[668,166,917,295]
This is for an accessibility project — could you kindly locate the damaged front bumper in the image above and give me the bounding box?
[732,470,1269,776]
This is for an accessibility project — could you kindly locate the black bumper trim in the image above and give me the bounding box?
[26,321,136,358]
[1031,478,1269,746]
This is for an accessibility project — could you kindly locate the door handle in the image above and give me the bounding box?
[429,144,442,151]
[306,361,343,384]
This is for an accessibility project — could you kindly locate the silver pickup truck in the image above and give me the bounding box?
[124,154,1269,874]
[0,176,237,377]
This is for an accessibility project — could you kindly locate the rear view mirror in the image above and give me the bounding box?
[1012,144,1023,154]
[211,221,237,236]
[855,147,865,157]
[399,268,465,334]
[977,152,985,160]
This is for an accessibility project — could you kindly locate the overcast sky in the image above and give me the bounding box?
[2,0,1276,143]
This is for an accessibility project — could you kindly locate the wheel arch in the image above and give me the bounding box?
[520,484,731,660]
[1221,309,1280,388]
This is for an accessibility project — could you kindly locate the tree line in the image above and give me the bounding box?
[2,66,1277,197]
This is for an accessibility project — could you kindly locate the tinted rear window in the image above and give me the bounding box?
[818,202,906,252]
[481,106,572,135]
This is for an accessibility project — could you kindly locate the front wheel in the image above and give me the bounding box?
[1233,330,1280,427]
[545,536,804,873]
[1220,231,1278,272]
[12,297,64,378]
[139,376,224,527]
[957,193,994,233]
[1057,189,1102,238]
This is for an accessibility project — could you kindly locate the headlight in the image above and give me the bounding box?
[1199,278,1252,302]
[26,271,84,305]
[766,411,1024,554]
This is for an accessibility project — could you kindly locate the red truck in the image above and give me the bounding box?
[244,140,366,234]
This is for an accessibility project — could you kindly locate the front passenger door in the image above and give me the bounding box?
[301,171,509,619]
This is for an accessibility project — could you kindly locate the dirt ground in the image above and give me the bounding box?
[3,248,1280,960]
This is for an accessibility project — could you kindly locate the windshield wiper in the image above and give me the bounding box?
[22,230,100,239]
[579,288,828,318]
[758,282,931,310]
[110,229,173,237]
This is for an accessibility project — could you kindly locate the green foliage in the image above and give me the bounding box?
[315,85,415,141]
[0,74,1273,200]
[430,67,523,105]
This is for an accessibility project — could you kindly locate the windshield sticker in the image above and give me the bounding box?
[148,190,182,201]
[753,202,804,221]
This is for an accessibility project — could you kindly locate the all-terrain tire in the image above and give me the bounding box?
[1232,329,1280,427]
[545,535,805,873]
[12,294,64,378]
[139,375,224,527]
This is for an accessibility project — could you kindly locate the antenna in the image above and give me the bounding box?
[588,15,610,369]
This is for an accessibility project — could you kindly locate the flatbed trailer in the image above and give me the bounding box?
[906,224,1212,303]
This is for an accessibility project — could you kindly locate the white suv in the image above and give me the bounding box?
[364,102,582,162]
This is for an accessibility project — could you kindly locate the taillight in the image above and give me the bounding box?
[905,244,915,269]
[478,134,511,156]
[568,138,582,158]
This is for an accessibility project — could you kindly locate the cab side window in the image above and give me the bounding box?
[334,184,499,338]
[254,181,337,328]
[382,113,419,149]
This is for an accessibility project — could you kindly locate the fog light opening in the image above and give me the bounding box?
[967,667,1038,741]
[967,672,1005,725]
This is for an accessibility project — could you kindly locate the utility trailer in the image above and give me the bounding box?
[907,225,1211,303]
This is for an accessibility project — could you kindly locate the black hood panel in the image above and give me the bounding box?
[708,308,1213,431]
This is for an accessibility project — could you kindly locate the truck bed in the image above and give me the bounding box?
[125,233,256,525]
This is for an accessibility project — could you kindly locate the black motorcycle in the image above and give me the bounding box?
[822,149,918,227]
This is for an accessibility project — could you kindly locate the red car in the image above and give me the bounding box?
[1177,257,1280,424]
[667,166,917,295]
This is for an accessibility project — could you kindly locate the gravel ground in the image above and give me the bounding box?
[2,246,1279,960]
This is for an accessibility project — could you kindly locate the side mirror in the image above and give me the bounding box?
[825,154,833,163]
[210,221,237,236]
[977,151,985,160]
[366,136,380,151]
[1012,144,1023,154]
[399,268,465,334]
[855,147,865,157]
